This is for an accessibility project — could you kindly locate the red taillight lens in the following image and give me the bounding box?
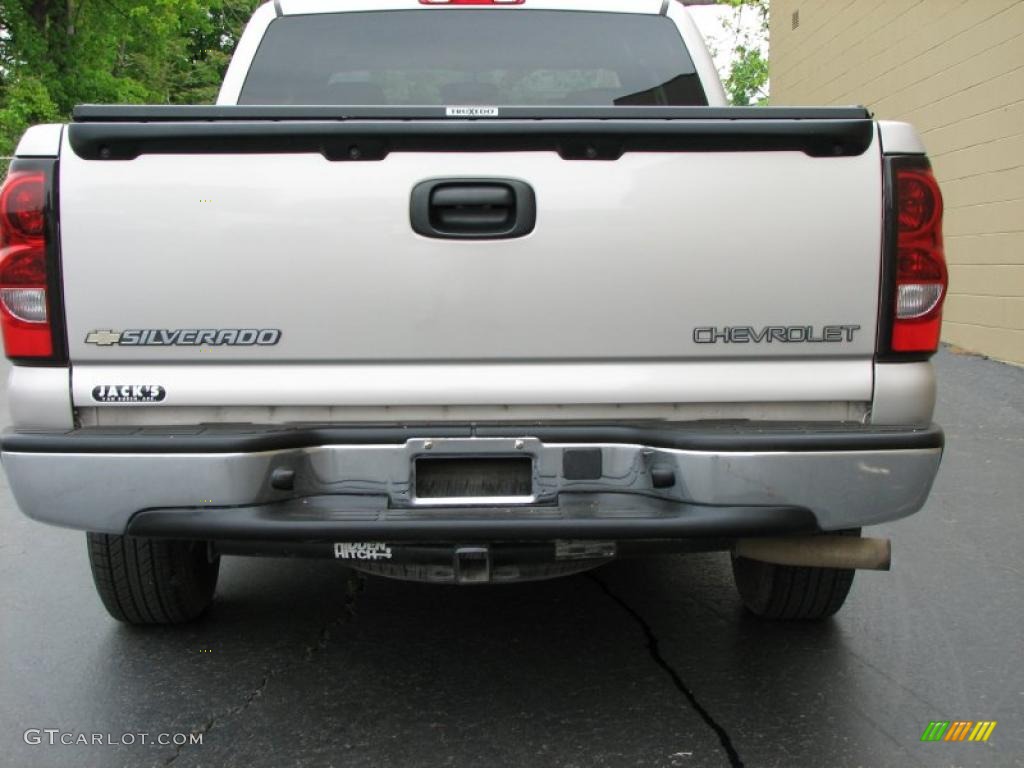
[0,170,54,358]
[890,163,947,354]
[2,172,47,239]
[897,174,940,236]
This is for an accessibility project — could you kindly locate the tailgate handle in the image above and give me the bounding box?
[411,179,536,240]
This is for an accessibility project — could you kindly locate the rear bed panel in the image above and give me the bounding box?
[68,359,874,412]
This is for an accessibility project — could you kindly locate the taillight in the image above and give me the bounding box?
[884,157,947,356]
[0,164,59,360]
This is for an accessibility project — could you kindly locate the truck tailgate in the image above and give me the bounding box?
[58,110,882,409]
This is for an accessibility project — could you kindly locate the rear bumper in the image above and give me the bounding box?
[0,422,944,539]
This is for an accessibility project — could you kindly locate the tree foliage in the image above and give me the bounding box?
[716,0,770,106]
[0,0,262,155]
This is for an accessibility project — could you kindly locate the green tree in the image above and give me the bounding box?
[0,0,261,155]
[716,0,770,106]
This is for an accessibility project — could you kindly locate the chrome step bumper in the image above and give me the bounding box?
[0,423,944,537]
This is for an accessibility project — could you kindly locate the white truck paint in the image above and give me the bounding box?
[0,1,948,623]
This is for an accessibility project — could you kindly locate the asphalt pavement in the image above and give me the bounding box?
[0,348,1021,768]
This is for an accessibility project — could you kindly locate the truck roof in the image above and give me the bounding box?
[276,0,667,16]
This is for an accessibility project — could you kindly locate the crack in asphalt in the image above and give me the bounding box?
[164,573,364,766]
[163,676,270,766]
[587,573,745,768]
[304,574,364,662]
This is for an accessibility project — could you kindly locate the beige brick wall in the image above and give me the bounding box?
[771,0,1024,364]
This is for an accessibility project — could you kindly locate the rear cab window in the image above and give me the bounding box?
[239,10,707,107]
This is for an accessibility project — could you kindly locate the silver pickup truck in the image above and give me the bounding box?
[0,0,947,624]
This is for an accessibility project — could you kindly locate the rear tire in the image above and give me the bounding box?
[731,532,858,620]
[87,534,220,625]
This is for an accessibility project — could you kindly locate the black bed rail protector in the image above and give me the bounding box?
[67,107,875,161]
[0,422,945,455]
[72,105,872,122]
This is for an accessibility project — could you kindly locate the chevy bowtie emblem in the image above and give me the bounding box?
[85,330,123,346]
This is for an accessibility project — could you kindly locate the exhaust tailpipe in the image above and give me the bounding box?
[733,536,891,571]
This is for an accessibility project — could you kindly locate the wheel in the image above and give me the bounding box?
[87,534,220,625]
[731,532,858,620]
